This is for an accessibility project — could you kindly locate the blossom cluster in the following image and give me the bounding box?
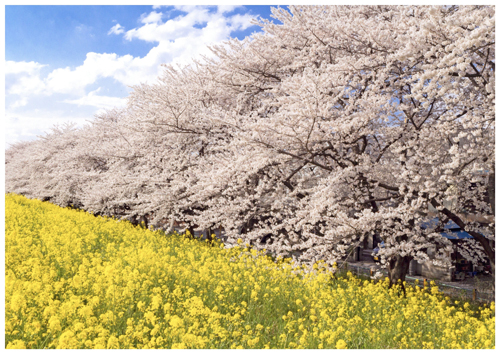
[5,194,495,349]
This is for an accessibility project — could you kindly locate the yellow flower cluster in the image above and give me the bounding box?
[5,194,495,349]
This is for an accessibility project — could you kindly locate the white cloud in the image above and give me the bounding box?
[5,60,47,75]
[9,98,28,109]
[217,5,241,14]
[8,9,255,99]
[44,52,135,95]
[5,6,260,147]
[141,11,163,24]
[173,5,202,13]
[7,73,46,96]
[9,8,256,97]
[228,13,257,31]
[63,88,127,109]
[108,23,124,35]
[124,7,253,44]
[6,60,47,96]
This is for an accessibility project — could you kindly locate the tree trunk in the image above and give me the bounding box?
[130,215,139,227]
[489,247,495,278]
[166,219,175,234]
[387,255,412,295]
[487,168,495,216]
[206,228,214,242]
[486,170,495,289]
[187,226,195,239]
[139,215,148,229]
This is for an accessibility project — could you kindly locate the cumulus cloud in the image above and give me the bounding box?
[8,74,46,96]
[5,5,260,147]
[108,23,124,35]
[5,60,47,96]
[5,60,47,75]
[44,52,135,95]
[141,11,163,24]
[216,5,241,14]
[124,7,253,44]
[8,7,256,98]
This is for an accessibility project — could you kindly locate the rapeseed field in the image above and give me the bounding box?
[5,194,495,349]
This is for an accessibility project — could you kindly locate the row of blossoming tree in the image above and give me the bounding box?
[6,5,495,286]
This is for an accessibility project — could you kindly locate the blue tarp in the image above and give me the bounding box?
[420,218,473,239]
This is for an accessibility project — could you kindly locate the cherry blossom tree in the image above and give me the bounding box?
[6,5,494,287]
[192,5,495,285]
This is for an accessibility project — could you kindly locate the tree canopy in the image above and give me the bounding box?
[6,5,495,284]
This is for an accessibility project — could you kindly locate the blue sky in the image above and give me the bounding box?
[5,5,278,148]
